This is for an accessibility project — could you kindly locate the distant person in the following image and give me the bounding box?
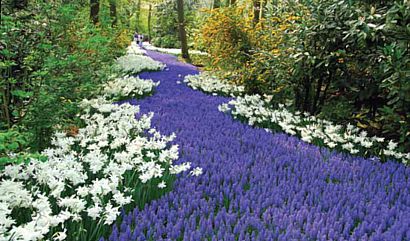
[134,32,139,45]
[138,34,144,47]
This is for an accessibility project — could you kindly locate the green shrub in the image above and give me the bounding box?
[199,0,410,152]
[1,1,129,151]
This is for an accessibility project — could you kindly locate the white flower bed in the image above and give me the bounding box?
[219,94,410,164]
[144,42,208,56]
[0,42,193,241]
[184,72,244,97]
[126,42,147,55]
[116,54,164,75]
[103,75,159,100]
[0,98,191,240]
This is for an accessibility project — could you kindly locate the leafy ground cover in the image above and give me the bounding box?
[104,50,410,241]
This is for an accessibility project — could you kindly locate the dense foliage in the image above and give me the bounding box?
[1,1,130,156]
[196,0,410,152]
[151,0,204,48]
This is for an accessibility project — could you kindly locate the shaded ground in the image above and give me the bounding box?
[106,50,410,241]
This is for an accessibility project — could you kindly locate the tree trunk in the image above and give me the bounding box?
[90,0,100,25]
[177,0,190,61]
[253,0,260,24]
[312,76,323,114]
[259,0,264,20]
[109,0,117,27]
[148,4,152,42]
[1,85,11,128]
[135,0,141,31]
[302,76,312,113]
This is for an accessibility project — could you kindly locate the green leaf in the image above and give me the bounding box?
[11,90,33,98]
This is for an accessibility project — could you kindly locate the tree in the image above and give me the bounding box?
[252,0,266,23]
[90,0,100,24]
[135,0,141,31]
[148,4,152,41]
[176,0,190,61]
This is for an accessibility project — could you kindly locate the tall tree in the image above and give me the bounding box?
[252,0,266,24]
[109,0,117,26]
[176,0,190,61]
[135,0,141,31]
[253,0,259,23]
[259,0,264,20]
[90,0,100,24]
[148,4,152,41]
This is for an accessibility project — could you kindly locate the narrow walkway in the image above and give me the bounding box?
[109,51,410,240]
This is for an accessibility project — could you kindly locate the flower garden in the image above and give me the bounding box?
[101,50,410,241]
[2,0,409,240]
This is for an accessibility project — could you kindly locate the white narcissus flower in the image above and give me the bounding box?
[126,42,147,55]
[58,196,86,214]
[184,72,244,96]
[89,178,112,197]
[387,140,398,150]
[170,162,191,175]
[3,164,29,180]
[76,186,89,198]
[103,75,159,100]
[53,229,67,241]
[190,167,203,177]
[113,193,132,206]
[103,204,120,225]
[0,180,33,208]
[144,42,208,56]
[9,223,45,241]
[158,181,167,189]
[218,103,231,113]
[0,201,15,232]
[87,204,102,220]
[326,142,337,148]
[116,54,165,74]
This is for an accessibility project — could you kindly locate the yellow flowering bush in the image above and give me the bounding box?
[196,3,308,97]
[196,6,252,72]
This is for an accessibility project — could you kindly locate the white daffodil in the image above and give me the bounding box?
[157,181,167,189]
[190,167,203,176]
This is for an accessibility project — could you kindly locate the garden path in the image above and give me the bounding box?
[107,50,410,240]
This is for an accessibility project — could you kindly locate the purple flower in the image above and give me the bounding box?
[101,49,410,241]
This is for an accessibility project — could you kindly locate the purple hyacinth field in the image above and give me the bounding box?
[104,50,410,241]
